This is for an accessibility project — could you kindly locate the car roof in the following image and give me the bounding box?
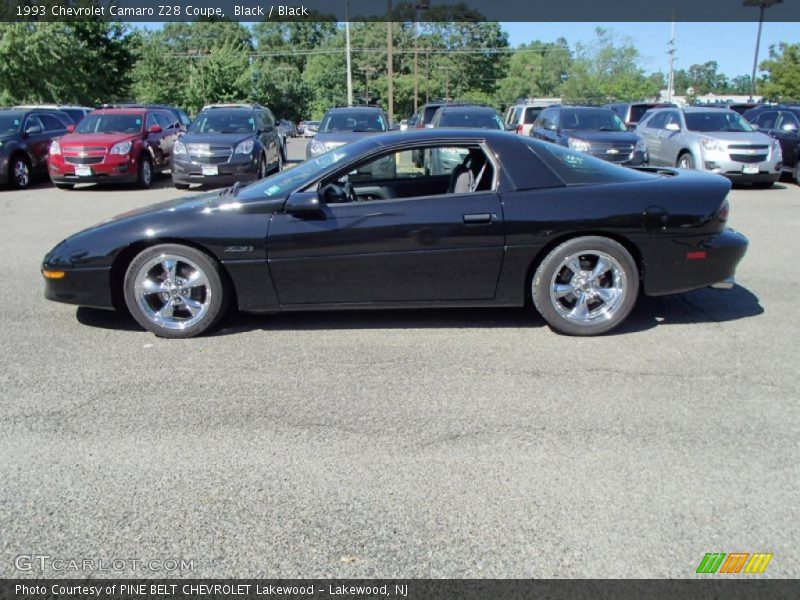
[368,127,512,146]
[681,106,736,113]
[325,107,383,113]
[556,106,615,112]
[91,108,150,115]
[439,105,496,113]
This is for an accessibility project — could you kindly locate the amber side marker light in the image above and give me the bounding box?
[42,270,66,279]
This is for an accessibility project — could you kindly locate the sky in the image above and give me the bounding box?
[502,22,798,78]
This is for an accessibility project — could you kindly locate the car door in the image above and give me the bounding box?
[155,111,177,163]
[774,112,800,171]
[37,114,68,175]
[641,112,668,165]
[22,115,51,172]
[659,111,685,166]
[267,144,505,305]
[262,109,279,166]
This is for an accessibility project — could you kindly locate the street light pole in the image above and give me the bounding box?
[744,0,782,102]
[386,0,394,124]
[345,0,353,106]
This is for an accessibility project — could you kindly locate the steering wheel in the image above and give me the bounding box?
[344,182,358,203]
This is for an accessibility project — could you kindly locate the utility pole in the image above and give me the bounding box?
[412,1,430,113]
[743,0,783,102]
[345,0,353,106]
[667,15,676,102]
[386,0,394,124]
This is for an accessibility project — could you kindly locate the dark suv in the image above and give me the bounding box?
[531,106,648,166]
[0,108,72,189]
[744,105,800,185]
[171,104,282,189]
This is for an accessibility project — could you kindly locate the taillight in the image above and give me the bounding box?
[516,124,523,134]
[718,199,730,223]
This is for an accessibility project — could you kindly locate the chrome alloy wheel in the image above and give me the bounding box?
[141,160,152,186]
[133,254,211,330]
[548,250,627,326]
[13,159,30,187]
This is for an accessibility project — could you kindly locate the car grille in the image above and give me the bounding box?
[186,144,232,164]
[588,142,634,163]
[65,156,104,165]
[728,145,769,163]
[62,146,107,164]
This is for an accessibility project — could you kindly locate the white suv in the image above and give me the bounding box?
[504,100,560,136]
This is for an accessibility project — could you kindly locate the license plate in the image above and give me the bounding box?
[75,165,92,177]
[201,165,218,176]
[742,164,759,174]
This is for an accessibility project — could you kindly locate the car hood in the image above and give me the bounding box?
[314,131,386,146]
[563,130,641,143]
[59,132,141,147]
[179,132,254,147]
[688,131,772,145]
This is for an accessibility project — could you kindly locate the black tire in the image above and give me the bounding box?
[676,152,695,170]
[280,141,287,164]
[174,182,190,190]
[137,155,153,189]
[794,164,799,186]
[55,183,74,190]
[9,154,32,189]
[532,236,639,336]
[123,244,229,339]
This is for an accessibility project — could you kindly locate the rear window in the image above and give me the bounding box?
[523,107,542,124]
[522,137,656,185]
[629,105,658,124]
[422,105,440,124]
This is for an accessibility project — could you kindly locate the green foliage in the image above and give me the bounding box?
[495,39,571,107]
[760,43,800,102]
[560,28,659,104]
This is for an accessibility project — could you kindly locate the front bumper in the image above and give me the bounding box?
[701,154,782,183]
[643,228,749,296]
[49,154,140,185]
[171,154,259,186]
[42,266,115,310]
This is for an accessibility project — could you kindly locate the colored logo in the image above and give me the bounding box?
[696,552,773,574]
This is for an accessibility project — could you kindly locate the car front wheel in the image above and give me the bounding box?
[123,244,228,338]
[532,236,639,336]
[677,153,695,170]
[10,155,31,189]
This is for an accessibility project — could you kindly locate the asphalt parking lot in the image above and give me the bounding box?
[1,137,797,579]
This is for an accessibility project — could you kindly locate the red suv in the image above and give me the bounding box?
[48,108,180,189]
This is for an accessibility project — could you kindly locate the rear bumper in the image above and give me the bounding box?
[42,266,115,310]
[643,228,749,296]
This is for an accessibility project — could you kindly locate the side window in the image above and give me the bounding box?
[647,112,668,129]
[145,113,159,130]
[255,112,266,132]
[778,112,799,131]
[155,112,173,129]
[511,107,522,125]
[755,111,778,130]
[664,111,682,129]
[40,114,66,132]
[321,145,495,202]
[24,115,45,132]
[263,110,274,128]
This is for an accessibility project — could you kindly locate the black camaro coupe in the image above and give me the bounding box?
[42,129,747,338]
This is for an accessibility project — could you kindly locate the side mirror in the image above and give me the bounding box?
[66,124,76,133]
[148,124,162,134]
[285,191,324,217]
[665,122,681,132]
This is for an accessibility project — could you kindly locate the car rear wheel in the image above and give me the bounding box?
[532,236,639,336]
[137,156,153,188]
[123,244,228,339]
[677,153,695,170]
[10,155,31,189]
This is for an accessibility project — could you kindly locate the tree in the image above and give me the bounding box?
[496,39,571,105]
[686,61,727,95]
[759,43,800,102]
[560,28,659,104]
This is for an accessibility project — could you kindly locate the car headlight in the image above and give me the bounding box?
[700,138,725,153]
[50,140,61,155]
[173,140,186,155]
[110,140,132,155]
[567,137,591,152]
[634,139,647,153]
[234,139,255,154]
[309,139,326,155]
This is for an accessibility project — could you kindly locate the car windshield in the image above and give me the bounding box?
[0,114,22,134]
[560,109,626,132]
[77,114,143,134]
[685,111,754,132]
[320,111,386,133]
[523,137,656,185]
[243,139,373,198]
[439,110,504,129]
[189,112,255,134]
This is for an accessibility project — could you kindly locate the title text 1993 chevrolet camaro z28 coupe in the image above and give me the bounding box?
[42,129,748,338]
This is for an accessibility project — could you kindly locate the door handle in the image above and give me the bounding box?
[463,213,492,224]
